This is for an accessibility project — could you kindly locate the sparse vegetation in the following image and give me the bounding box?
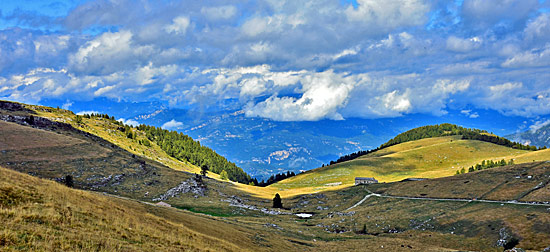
[457,159,515,174]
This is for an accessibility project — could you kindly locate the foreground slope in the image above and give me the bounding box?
[0,166,287,251]
[0,166,478,252]
[284,162,550,251]
[271,135,545,192]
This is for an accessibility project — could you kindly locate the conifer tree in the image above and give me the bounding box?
[273,193,282,208]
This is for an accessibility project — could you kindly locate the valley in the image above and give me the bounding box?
[1,100,550,251]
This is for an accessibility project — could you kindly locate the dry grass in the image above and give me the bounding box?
[366,162,550,202]
[271,136,534,193]
[0,166,301,251]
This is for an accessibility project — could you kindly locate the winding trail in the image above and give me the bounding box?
[346,191,550,211]
[345,192,381,211]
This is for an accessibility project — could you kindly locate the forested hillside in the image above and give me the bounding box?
[137,125,252,184]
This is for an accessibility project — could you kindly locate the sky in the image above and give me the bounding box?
[1,0,550,122]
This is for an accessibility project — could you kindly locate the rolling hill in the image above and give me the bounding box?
[2,100,550,199]
[270,135,550,193]
[2,100,550,251]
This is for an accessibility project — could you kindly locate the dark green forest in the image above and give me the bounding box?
[82,113,252,184]
[137,125,252,184]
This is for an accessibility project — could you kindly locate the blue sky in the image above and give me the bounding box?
[1,0,550,122]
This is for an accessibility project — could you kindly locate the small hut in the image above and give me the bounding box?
[355,177,378,185]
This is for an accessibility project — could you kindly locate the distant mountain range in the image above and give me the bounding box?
[38,98,547,180]
[507,123,550,148]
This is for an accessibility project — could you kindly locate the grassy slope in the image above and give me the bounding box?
[1,166,464,251]
[283,162,550,251]
[4,100,549,199]
[3,100,550,250]
[28,104,212,178]
[367,161,550,202]
[0,166,277,251]
[270,136,547,193]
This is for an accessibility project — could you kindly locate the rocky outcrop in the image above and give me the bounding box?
[153,177,207,201]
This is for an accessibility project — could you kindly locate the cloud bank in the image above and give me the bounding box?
[1,0,550,121]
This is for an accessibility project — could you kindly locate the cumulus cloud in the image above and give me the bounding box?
[164,16,191,35]
[245,70,355,121]
[529,119,550,132]
[524,13,550,43]
[460,109,479,118]
[161,119,184,130]
[345,0,430,31]
[501,45,550,68]
[118,118,140,127]
[462,0,539,28]
[446,36,482,52]
[69,30,155,75]
[2,0,550,121]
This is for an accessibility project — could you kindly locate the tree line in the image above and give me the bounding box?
[136,124,252,184]
[78,112,253,184]
[455,159,514,174]
[256,171,296,187]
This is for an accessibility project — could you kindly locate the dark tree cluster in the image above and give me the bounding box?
[325,148,380,166]
[456,159,514,174]
[256,171,296,187]
[272,193,282,208]
[82,113,117,121]
[136,125,252,184]
[325,123,539,167]
[461,131,538,151]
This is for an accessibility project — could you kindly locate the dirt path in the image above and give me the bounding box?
[346,191,550,211]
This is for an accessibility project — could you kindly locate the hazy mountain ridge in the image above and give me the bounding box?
[38,98,548,180]
[507,124,550,147]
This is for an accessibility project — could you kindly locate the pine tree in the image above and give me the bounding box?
[64,175,74,188]
[220,170,228,180]
[273,193,282,208]
[201,164,209,177]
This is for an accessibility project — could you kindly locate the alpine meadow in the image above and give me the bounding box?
[2,0,550,251]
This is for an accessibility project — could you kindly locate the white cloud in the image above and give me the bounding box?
[69,30,155,75]
[524,13,550,43]
[94,85,115,96]
[245,70,354,121]
[529,119,550,132]
[62,101,73,110]
[161,119,184,130]
[460,109,479,118]
[201,6,237,20]
[346,0,430,31]
[164,16,191,35]
[446,36,482,52]
[118,118,140,127]
[76,110,100,115]
[501,45,550,68]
